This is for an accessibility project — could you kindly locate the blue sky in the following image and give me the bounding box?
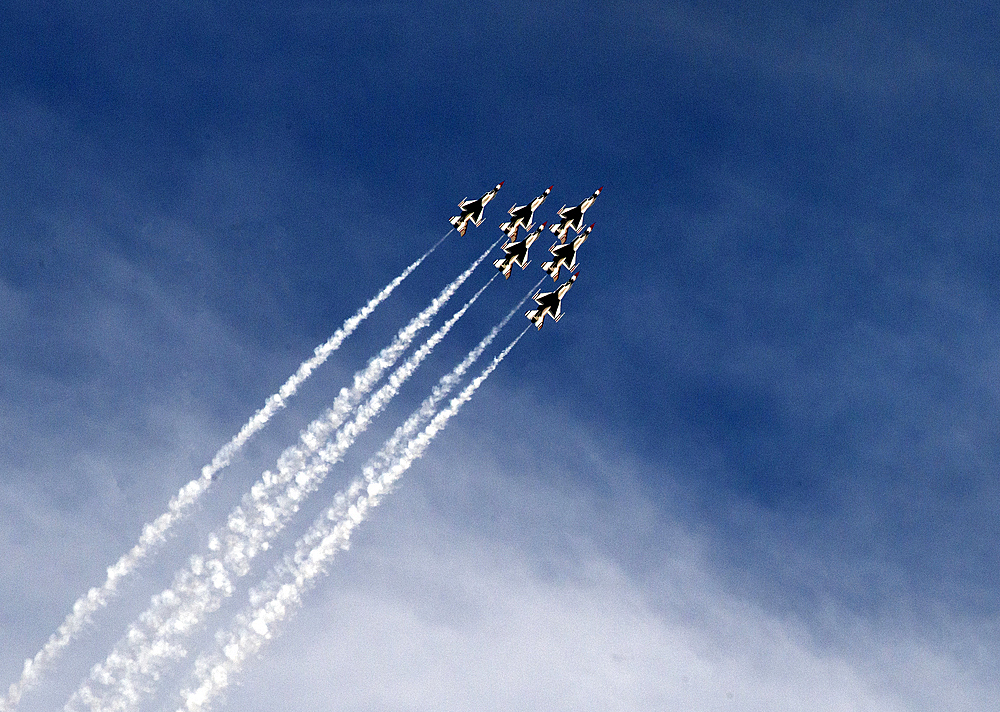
[2,2,999,710]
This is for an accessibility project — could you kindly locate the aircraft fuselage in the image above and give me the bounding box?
[494,225,542,278]
[449,182,504,236]
[526,273,577,329]
[500,186,552,238]
[550,187,602,242]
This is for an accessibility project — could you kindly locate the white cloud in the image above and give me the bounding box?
[178,435,998,712]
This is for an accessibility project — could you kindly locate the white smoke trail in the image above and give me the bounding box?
[65,241,498,712]
[0,232,448,712]
[200,229,452,482]
[176,322,533,712]
[353,278,542,482]
[246,282,538,606]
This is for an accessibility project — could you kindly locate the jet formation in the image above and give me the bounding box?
[449,183,601,329]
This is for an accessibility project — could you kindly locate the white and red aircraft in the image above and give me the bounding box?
[449,182,504,236]
[541,223,592,282]
[550,187,602,242]
[494,223,545,279]
[499,185,552,239]
[526,272,578,330]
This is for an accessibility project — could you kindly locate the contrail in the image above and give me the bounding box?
[257,282,538,600]
[0,232,449,712]
[353,279,542,483]
[201,229,453,482]
[176,322,534,712]
[65,242,499,712]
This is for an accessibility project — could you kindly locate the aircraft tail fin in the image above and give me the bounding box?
[500,222,519,239]
[450,215,469,235]
[493,258,512,278]
[550,223,569,243]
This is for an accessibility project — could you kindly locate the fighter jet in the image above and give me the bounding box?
[499,186,552,239]
[493,223,545,279]
[525,272,578,330]
[550,187,602,242]
[449,182,504,236]
[541,223,592,282]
